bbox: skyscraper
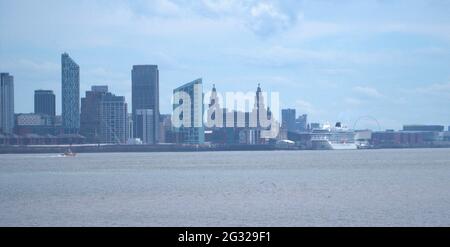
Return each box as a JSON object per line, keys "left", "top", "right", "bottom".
{"left": 295, "top": 114, "right": 308, "bottom": 132}
{"left": 131, "top": 65, "right": 159, "bottom": 144}
{"left": 0, "top": 73, "right": 14, "bottom": 134}
{"left": 173, "top": 78, "right": 204, "bottom": 144}
{"left": 99, "top": 91, "right": 128, "bottom": 144}
{"left": 80, "top": 86, "right": 128, "bottom": 143}
{"left": 281, "top": 108, "right": 296, "bottom": 132}
{"left": 34, "top": 90, "right": 55, "bottom": 116}
{"left": 61, "top": 53, "right": 80, "bottom": 134}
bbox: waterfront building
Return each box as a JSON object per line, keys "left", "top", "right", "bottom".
{"left": 80, "top": 86, "right": 105, "bottom": 142}
{"left": 61, "top": 53, "right": 80, "bottom": 134}
{"left": 14, "top": 113, "right": 55, "bottom": 135}
{"left": 34, "top": 90, "right": 55, "bottom": 117}
{"left": 135, "top": 109, "right": 155, "bottom": 144}
{"left": 131, "top": 65, "right": 159, "bottom": 144}
{"left": 281, "top": 108, "right": 296, "bottom": 132}
{"left": 80, "top": 86, "right": 128, "bottom": 143}
{"left": 100, "top": 93, "right": 128, "bottom": 144}
{"left": 402, "top": 125, "right": 444, "bottom": 132}
{"left": 0, "top": 73, "right": 14, "bottom": 134}
{"left": 159, "top": 114, "right": 175, "bottom": 143}
{"left": 173, "top": 78, "right": 204, "bottom": 144}
{"left": 204, "top": 84, "right": 277, "bottom": 145}
{"left": 295, "top": 114, "right": 308, "bottom": 132}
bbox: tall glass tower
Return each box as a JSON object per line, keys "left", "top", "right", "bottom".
{"left": 131, "top": 65, "right": 159, "bottom": 144}
{"left": 173, "top": 78, "right": 204, "bottom": 144}
{"left": 0, "top": 73, "right": 14, "bottom": 134}
{"left": 61, "top": 53, "right": 80, "bottom": 134}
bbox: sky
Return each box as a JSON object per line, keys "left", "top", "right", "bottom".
{"left": 1, "top": 0, "right": 450, "bottom": 130}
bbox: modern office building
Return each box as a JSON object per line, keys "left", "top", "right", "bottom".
{"left": 61, "top": 53, "right": 80, "bottom": 134}
{"left": 0, "top": 73, "right": 14, "bottom": 134}
{"left": 295, "top": 114, "right": 308, "bottom": 132}
{"left": 281, "top": 108, "right": 296, "bottom": 132}
{"left": 173, "top": 78, "right": 204, "bottom": 144}
{"left": 80, "top": 86, "right": 128, "bottom": 143}
{"left": 34, "top": 90, "right": 55, "bottom": 116}
{"left": 131, "top": 65, "right": 159, "bottom": 144}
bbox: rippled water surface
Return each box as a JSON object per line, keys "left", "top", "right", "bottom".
{"left": 1, "top": 149, "right": 450, "bottom": 226}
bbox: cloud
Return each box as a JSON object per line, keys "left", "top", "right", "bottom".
{"left": 180, "top": 0, "right": 302, "bottom": 37}
{"left": 20, "top": 59, "right": 58, "bottom": 72}
{"left": 344, "top": 97, "right": 363, "bottom": 106}
{"left": 353, "top": 86, "right": 383, "bottom": 98}
{"left": 295, "top": 99, "right": 316, "bottom": 114}
{"left": 413, "top": 82, "right": 450, "bottom": 98}
{"left": 248, "top": 2, "right": 295, "bottom": 37}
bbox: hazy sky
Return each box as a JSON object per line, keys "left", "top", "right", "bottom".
{"left": 1, "top": 0, "right": 450, "bottom": 130}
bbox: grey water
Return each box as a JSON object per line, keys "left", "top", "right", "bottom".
{"left": 1, "top": 148, "right": 450, "bottom": 226}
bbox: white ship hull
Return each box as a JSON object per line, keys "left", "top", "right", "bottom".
{"left": 328, "top": 142, "right": 357, "bottom": 150}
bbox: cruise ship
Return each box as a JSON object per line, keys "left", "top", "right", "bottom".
{"left": 310, "top": 122, "right": 357, "bottom": 150}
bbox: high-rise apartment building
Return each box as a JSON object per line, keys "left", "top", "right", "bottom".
{"left": 80, "top": 86, "right": 127, "bottom": 143}
{"left": 61, "top": 53, "right": 80, "bottom": 134}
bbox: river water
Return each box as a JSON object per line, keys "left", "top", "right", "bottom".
{"left": 1, "top": 148, "right": 449, "bottom": 226}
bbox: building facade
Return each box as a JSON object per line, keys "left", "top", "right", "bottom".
{"left": 99, "top": 93, "right": 128, "bottom": 144}
{"left": 61, "top": 53, "right": 80, "bottom": 134}
{"left": 34, "top": 90, "right": 55, "bottom": 117}
{"left": 173, "top": 78, "right": 204, "bottom": 144}
{"left": 295, "top": 114, "right": 308, "bottom": 132}
{"left": 403, "top": 125, "right": 444, "bottom": 132}
{"left": 0, "top": 73, "right": 14, "bottom": 134}
{"left": 80, "top": 86, "right": 128, "bottom": 144}
{"left": 80, "top": 86, "right": 105, "bottom": 142}
{"left": 131, "top": 65, "right": 159, "bottom": 144}
{"left": 204, "top": 84, "right": 277, "bottom": 145}
{"left": 14, "top": 113, "right": 56, "bottom": 135}
{"left": 135, "top": 109, "right": 154, "bottom": 144}
{"left": 281, "top": 108, "right": 296, "bottom": 132}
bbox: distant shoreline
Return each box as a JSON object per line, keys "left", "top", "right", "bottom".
{"left": 1, "top": 143, "right": 450, "bottom": 154}
{"left": 0, "top": 144, "right": 277, "bottom": 154}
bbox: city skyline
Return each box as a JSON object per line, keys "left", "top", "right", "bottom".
{"left": 1, "top": 0, "right": 450, "bottom": 130}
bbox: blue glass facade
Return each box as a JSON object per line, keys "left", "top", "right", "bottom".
{"left": 61, "top": 53, "right": 80, "bottom": 134}
{"left": 173, "top": 78, "right": 204, "bottom": 144}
